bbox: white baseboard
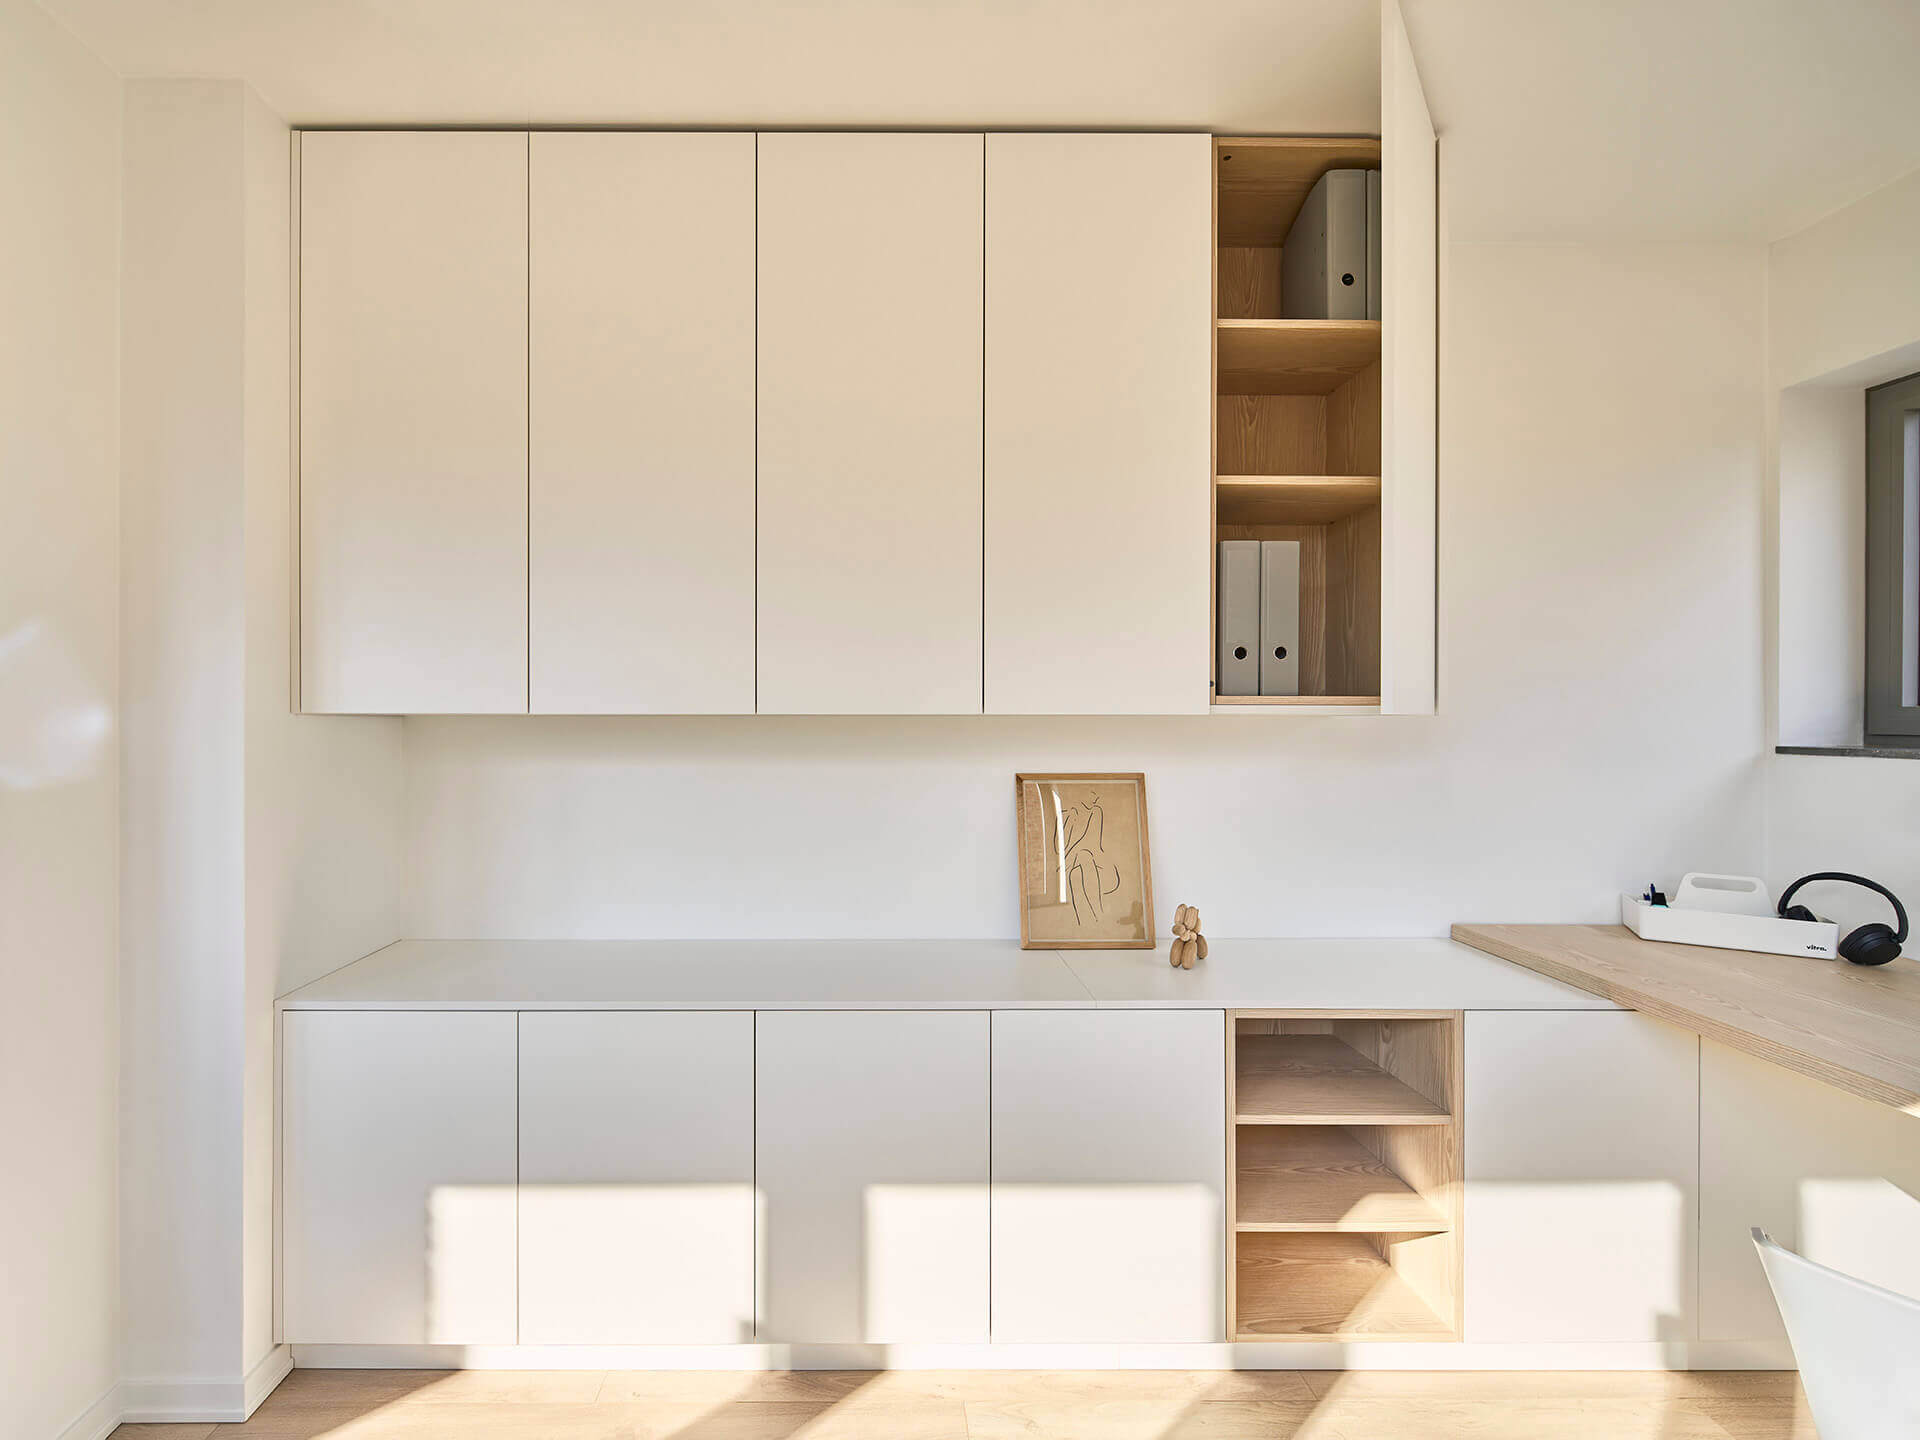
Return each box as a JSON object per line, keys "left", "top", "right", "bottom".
{"left": 54, "top": 1385, "right": 121, "bottom": 1440}
{"left": 292, "top": 1339, "right": 1798, "bottom": 1372}
{"left": 245, "top": 1343, "right": 296, "bottom": 1415}
{"left": 120, "top": 1343, "right": 294, "bottom": 1424}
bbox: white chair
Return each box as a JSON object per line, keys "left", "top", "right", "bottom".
{"left": 1752, "top": 1227, "right": 1920, "bottom": 1439}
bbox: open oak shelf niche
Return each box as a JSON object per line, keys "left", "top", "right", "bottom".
{"left": 1226, "top": 1012, "right": 1464, "bottom": 1342}
{"left": 1213, "top": 137, "right": 1383, "bottom": 708}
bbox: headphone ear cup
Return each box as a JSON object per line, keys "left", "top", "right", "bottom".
{"left": 1780, "top": 903, "right": 1818, "bottom": 923}
{"left": 1839, "top": 923, "right": 1901, "bottom": 966}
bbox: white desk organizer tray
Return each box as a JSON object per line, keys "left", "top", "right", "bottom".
{"left": 1621, "top": 872, "right": 1840, "bottom": 959}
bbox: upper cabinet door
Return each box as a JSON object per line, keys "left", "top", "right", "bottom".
{"left": 299, "top": 131, "right": 529, "bottom": 714}
{"left": 756, "top": 133, "right": 985, "bottom": 714}
{"left": 529, "top": 133, "right": 756, "bottom": 714}
{"left": 985, "top": 134, "right": 1212, "bottom": 715}
{"left": 1381, "top": 0, "right": 1438, "bottom": 715}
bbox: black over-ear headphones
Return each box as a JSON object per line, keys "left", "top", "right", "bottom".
{"left": 1777, "top": 872, "right": 1909, "bottom": 966}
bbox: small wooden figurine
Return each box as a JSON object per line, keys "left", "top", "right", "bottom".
{"left": 1169, "top": 904, "right": 1207, "bottom": 969}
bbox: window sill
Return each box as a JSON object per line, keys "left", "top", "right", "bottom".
{"left": 1776, "top": 744, "right": 1920, "bottom": 760}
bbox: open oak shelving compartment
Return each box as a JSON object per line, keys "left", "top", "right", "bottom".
{"left": 1227, "top": 1012, "right": 1463, "bottom": 1342}
{"left": 1214, "top": 137, "right": 1383, "bottom": 707}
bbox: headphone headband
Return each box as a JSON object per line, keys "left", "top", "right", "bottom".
{"left": 1777, "top": 871, "right": 1909, "bottom": 945}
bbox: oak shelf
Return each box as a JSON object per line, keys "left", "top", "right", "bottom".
{"left": 1235, "top": 1232, "right": 1453, "bottom": 1341}
{"left": 1215, "top": 136, "right": 1384, "bottom": 248}
{"left": 1216, "top": 475, "right": 1381, "bottom": 528}
{"left": 1234, "top": 1125, "right": 1449, "bottom": 1233}
{"left": 1217, "top": 320, "right": 1381, "bottom": 396}
{"left": 1213, "top": 695, "right": 1381, "bottom": 707}
{"left": 1236, "top": 1033, "right": 1449, "bottom": 1126}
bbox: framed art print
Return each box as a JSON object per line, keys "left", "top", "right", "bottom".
{"left": 1015, "top": 772, "right": 1154, "bottom": 949}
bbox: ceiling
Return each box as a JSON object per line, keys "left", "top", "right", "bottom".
{"left": 1400, "top": 0, "right": 1920, "bottom": 242}
{"left": 36, "top": 0, "right": 1379, "bottom": 134}
{"left": 38, "top": 0, "right": 1920, "bottom": 242}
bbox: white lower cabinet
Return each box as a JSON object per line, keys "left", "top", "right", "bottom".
{"left": 517, "top": 1011, "right": 755, "bottom": 1343}
{"left": 1699, "top": 1039, "right": 1920, "bottom": 1343}
{"left": 990, "top": 1010, "right": 1226, "bottom": 1341}
{"left": 282, "top": 1010, "right": 518, "bottom": 1344}
{"left": 1463, "top": 1010, "right": 1699, "bottom": 1342}
{"left": 755, "top": 1010, "right": 991, "bottom": 1342}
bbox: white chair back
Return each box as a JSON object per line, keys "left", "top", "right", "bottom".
{"left": 1752, "top": 1227, "right": 1920, "bottom": 1440}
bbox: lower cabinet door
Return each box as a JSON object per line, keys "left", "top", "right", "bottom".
{"left": 518, "top": 1011, "right": 755, "bottom": 1343}
{"left": 756, "top": 1011, "right": 990, "bottom": 1342}
{"left": 282, "top": 1010, "right": 518, "bottom": 1343}
{"left": 990, "top": 1010, "right": 1227, "bottom": 1341}
{"left": 1464, "top": 1010, "right": 1700, "bottom": 1342}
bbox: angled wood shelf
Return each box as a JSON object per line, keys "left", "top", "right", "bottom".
{"left": 1217, "top": 475, "right": 1381, "bottom": 528}
{"left": 1217, "top": 320, "right": 1381, "bottom": 396}
{"left": 1236, "top": 1033, "right": 1449, "bottom": 1125}
{"left": 1215, "top": 136, "right": 1384, "bottom": 248}
{"left": 1235, "top": 1125, "right": 1448, "bottom": 1232}
{"left": 1235, "top": 1232, "right": 1452, "bottom": 1341}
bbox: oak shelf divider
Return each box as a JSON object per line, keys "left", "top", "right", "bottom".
{"left": 1226, "top": 1011, "right": 1464, "bottom": 1342}
{"left": 1211, "top": 137, "right": 1384, "bottom": 709}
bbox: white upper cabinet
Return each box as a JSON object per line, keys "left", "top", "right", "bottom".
{"left": 985, "top": 134, "right": 1213, "bottom": 715}
{"left": 296, "top": 109, "right": 1428, "bottom": 718}
{"left": 1381, "top": 0, "right": 1438, "bottom": 715}
{"left": 528, "top": 133, "right": 757, "bottom": 714}
{"left": 299, "top": 131, "right": 529, "bottom": 714}
{"left": 756, "top": 133, "right": 986, "bottom": 714}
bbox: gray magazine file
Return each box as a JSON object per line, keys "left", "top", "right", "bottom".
{"left": 1282, "top": 168, "right": 1370, "bottom": 320}
{"left": 1216, "top": 540, "right": 1261, "bottom": 697}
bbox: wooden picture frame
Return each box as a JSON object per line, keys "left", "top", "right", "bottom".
{"left": 1015, "top": 773, "right": 1155, "bottom": 950}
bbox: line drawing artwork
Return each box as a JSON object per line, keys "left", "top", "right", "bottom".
{"left": 1051, "top": 787, "right": 1122, "bottom": 926}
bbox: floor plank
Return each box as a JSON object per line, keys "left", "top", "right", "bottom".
{"left": 963, "top": 1396, "right": 1333, "bottom": 1439}
{"left": 1301, "top": 1398, "right": 1734, "bottom": 1440}
{"left": 1300, "top": 1370, "right": 1802, "bottom": 1402}
{"left": 133, "top": 1369, "right": 1814, "bottom": 1440}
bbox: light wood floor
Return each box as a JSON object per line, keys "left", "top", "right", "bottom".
{"left": 113, "top": 1369, "right": 1815, "bottom": 1440}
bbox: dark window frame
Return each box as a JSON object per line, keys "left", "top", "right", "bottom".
{"left": 1865, "top": 370, "right": 1920, "bottom": 744}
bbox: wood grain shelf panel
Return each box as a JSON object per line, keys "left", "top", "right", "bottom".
{"left": 1236, "top": 1034, "right": 1449, "bottom": 1125}
{"left": 1235, "top": 1125, "right": 1448, "bottom": 1232}
{"left": 1217, "top": 475, "right": 1380, "bottom": 528}
{"left": 1217, "top": 320, "right": 1381, "bottom": 396}
{"left": 1215, "top": 137, "right": 1383, "bottom": 248}
{"left": 1212, "top": 695, "right": 1381, "bottom": 707}
{"left": 1235, "top": 1231, "right": 1452, "bottom": 1341}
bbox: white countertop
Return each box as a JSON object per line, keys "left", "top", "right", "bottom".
{"left": 1065, "top": 938, "right": 1619, "bottom": 1010}
{"left": 278, "top": 937, "right": 1617, "bottom": 1012}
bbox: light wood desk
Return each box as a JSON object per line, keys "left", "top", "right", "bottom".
{"left": 1453, "top": 922, "right": 1920, "bottom": 1115}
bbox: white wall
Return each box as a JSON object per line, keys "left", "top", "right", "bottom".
{"left": 120, "top": 77, "right": 403, "bottom": 1415}
{"left": 1765, "top": 166, "right": 1920, "bottom": 919}
{"left": 120, "top": 73, "right": 251, "bottom": 1402}
{"left": 406, "top": 242, "right": 1769, "bottom": 940}
{"left": 0, "top": 4, "right": 123, "bottom": 1437}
